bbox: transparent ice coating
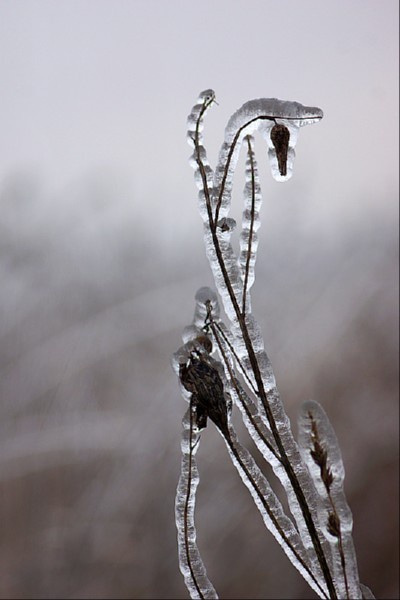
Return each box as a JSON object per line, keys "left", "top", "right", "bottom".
{"left": 182, "top": 290, "right": 335, "bottom": 597}
{"left": 298, "top": 401, "right": 362, "bottom": 599}
{"left": 182, "top": 91, "right": 347, "bottom": 598}
{"left": 239, "top": 136, "right": 262, "bottom": 313}
{"left": 194, "top": 286, "right": 220, "bottom": 325}
{"left": 175, "top": 408, "right": 218, "bottom": 599}
{"left": 214, "top": 96, "right": 323, "bottom": 195}
{"left": 186, "top": 93, "right": 335, "bottom": 595}
{"left": 187, "top": 90, "right": 216, "bottom": 223}
{"left": 221, "top": 423, "right": 328, "bottom": 599}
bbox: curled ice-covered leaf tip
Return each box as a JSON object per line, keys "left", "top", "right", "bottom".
{"left": 198, "top": 89, "right": 216, "bottom": 104}
{"left": 226, "top": 97, "right": 323, "bottom": 182}
{"left": 187, "top": 89, "right": 217, "bottom": 149}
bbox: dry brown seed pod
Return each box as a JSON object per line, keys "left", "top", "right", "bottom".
{"left": 270, "top": 123, "right": 290, "bottom": 176}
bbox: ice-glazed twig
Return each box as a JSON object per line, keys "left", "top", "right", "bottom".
{"left": 187, "top": 90, "right": 217, "bottom": 230}
{"left": 205, "top": 308, "right": 280, "bottom": 464}
{"left": 176, "top": 90, "right": 370, "bottom": 599}
{"left": 220, "top": 423, "right": 329, "bottom": 599}
{"left": 177, "top": 333, "right": 328, "bottom": 599}
{"left": 298, "top": 401, "right": 363, "bottom": 599}
{"left": 213, "top": 97, "right": 323, "bottom": 225}
{"left": 188, "top": 91, "right": 337, "bottom": 598}
{"left": 175, "top": 405, "right": 218, "bottom": 600}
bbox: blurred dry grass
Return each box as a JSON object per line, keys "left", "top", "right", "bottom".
{"left": 0, "top": 172, "right": 398, "bottom": 599}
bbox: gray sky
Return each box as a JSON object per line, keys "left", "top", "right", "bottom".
{"left": 0, "top": 0, "right": 398, "bottom": 235}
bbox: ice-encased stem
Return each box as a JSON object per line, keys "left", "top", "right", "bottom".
{"left": 298, "top": 401, "right": 362, "bottom": 599}
{"left": 206, "top": 313, "right": 280, "bottom": 462}
{"left": 189, "top": 91, "right": 337, "bottom": 598}
{"left": 217, "top": 422, "right": 329, "bottom": 599}
{"left": 206, "top": 308, "right": 337, "bottom": 597}
{"left": 240, "top": 135, "right": 262, "bottom": 315}
{"left": 176, "top": 406, "right": 218, "bottom": 600}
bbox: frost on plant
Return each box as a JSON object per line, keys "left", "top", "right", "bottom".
{"left": 172, "top": 90, "right": 374, "bottom": 599}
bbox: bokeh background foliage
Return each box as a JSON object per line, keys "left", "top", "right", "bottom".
{"left": 0, "top": 1, "right": 398, "bottom": 598}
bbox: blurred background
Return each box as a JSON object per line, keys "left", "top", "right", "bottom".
{"left": 0, "top": 1, "right": 398, "bottom": 598}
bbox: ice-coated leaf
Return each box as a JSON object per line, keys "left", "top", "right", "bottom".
{"left": 175, "top": 407, "right": 218, "bottom": 599}
{"left": 298, "top": 401, "right": 362, "bottom": 599}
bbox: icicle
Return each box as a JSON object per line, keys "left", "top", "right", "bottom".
{"left": 298, "top": 401, "right": 362, "bottom": 599}
{"left": 176, "top": 407, "right": 218, "bottom": 599}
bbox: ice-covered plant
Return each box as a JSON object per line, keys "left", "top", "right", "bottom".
{"left": 172, "top": 90, "right": 375, "bottom": 600}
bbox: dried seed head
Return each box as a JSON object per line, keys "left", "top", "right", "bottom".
{"left": 193, "top": 402, "right": 208, "bottom": 431}
{"left": 270, "top": 123, "right": 290, "bottom": 177}
{"left": 179, "top": 354, "right": 229, "bottom": 435}
{"left": 309, "top": 412, "right": 334, "bottom": 492}
{"left": 327, "top": 512, "right": 341, "bottom": 537}
{"left": 195, "top": 335, "right": 213, "bottom": 354}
